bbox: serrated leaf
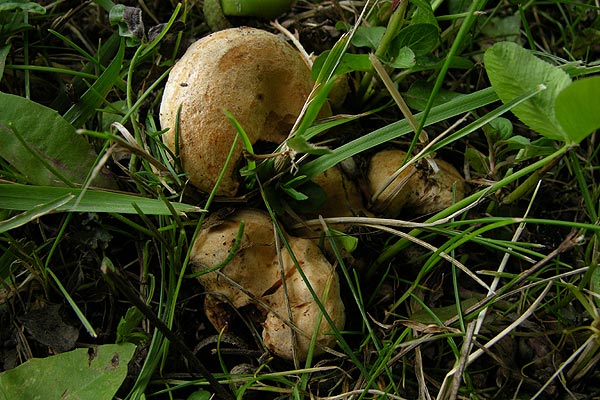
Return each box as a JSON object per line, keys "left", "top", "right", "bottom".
{"left": 555, "top": 75, "right": 600, "bottom": 144}
{"left": 484, "top": 42, "right": 572, "bottom": 142}
{"left": 0, "top": 93, "right": 116, "bottom": 188}
{"left": 0, "top": 343, "right": 136, "bottom": 400}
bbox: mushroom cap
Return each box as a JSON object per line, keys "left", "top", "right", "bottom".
{"left": 191, "top": 209, "right": 279, "bottom": 310}
{"left": 310, "top": 165, "right": 366, "bottom": 219}
{"left": 159, "top": 27, "right": 315, "bottom": 196}
{"left": 262, "top": 237, "right": 345, "bottom": 360}
{"left": 190, "top": 208, "right": 345, "bottom": 360}
{"left": 367, "top": 149, "right": 465, "bottom": 216}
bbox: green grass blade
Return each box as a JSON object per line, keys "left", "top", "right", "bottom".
{"left": 0, "top": 184, "right": 204, "bottom": 215}
{"left": 63, "top": 39, "right": 126, "bottom": 128}
{"left": 0, "top": 194, "right": 74, "bottom": 234}
{"left": 429, "top": 84, "right": 547, "bottom": 152}
{"left": 298, "top": 87, "right": 499, "bottom": 179}
{"left": 46, "top": 268, "right": 98, "bottom": 338}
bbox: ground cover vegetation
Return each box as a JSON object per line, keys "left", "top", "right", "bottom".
{"left": 1, "top": 0, "right": 600, "bottom": 399}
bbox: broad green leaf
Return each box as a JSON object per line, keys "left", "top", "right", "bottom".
{"left": 187, "top": 390, "right": 213, "bottom": 400}
{"left": 311, "top": 52, "right": 372, "bottom": 81}
{"left": 328, "top": 228, "right": 358, "bottom": 253}
{"left": 384, "top": 47, "right": 415, "bottom": 69}
{"left": 411, "top": 54, "right": 473, "bottom": 72}
{"left": 116, "top": 306, "right": 148, "bottom": 344}
{"left": 555, "top": 75, "right": 600, "bottom": 144}
{"left": 0, "top": 343, "right": 136, "bottom": 400}
{"left": 0, "top": 184, "right": 204, "bottom": 215}
{"left": 465, "top": 147, "right": 489, "bottom": 175}
{"left": 0, "top": 2, "right": 46, "bottom": 13}
{"left": 480, "top": 15, "right": 521, "bottom": 43}
{"left": 390, "top": 23, "right": 439, "bottom": 57}
{"left": 484, "top": 41, "right": 572, "bottom": 142}
{"left": 410, "top": 0, "right": 438, "bottom": 26}
{"left": 485, "top": 117, "right": 513, "bottom": 142}
{"left": 404, "top": 81, "right": 464, "bottom": 111}
{"left": 0, "top": 93, "right": 116, "bottom": 188}
{"left": 351, "top": 26, "right": 386, "bottom": 49}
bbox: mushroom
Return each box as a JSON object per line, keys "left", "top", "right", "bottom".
{"left": 310, "top": 165, "right": 367, "bottom": 219}
{"left": 262, "top": 237, "right": 345, "bottom": 360}
{"left": 190, "top": 209, "right": 345, "bottom": 360}
{"left": 367, "top": 149, "right": 465, "bottom": 216}
{"left": 159, "top": 27, "right": 315, "bottom": 197}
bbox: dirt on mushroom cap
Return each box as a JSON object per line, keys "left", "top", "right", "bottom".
{"left": 159, "top": 27, "right": 315, "bottom": 197}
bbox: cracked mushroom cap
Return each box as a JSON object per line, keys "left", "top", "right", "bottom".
{"left": 191, "top": 209, "right": 279, "bottom": 311}
{"left": 190, "top": 209, "right": 345, "bottom": 360}
{"left": 159, "top": 27, "right": 315, "bottom": 196}
{"left": 262, "top": 237, "right": 345, "bottom": 360}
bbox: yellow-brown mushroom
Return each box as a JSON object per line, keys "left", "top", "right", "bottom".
{"left": 190, "top": 209, "right": 345, "bottom": 360}
{"left": 159, "top": 27, "right": 315, "bottom": 196}
{"left": 367, "top": 149, "right": 465, "bottom": 216}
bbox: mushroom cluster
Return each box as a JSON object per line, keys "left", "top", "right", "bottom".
{"left": 160, "top": 26, "right": 467, "bottom": 361}
{"left": 160, "top": 27, "right": 348, "bottom": 361}
{"left": 190, "top": 209, "right": 345, "bottom": 360}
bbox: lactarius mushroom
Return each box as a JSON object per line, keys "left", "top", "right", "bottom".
{"left": 367, "top": 149, "right": 465, "bottom": 216}
{"left": 311, "top": 165, "right": 366, "bottom": 219}
{"left": 159, "top": 27, "right": 315, "bottom": 196}
{"left": 190, "top": 209, "right": 345, "bottom": 360}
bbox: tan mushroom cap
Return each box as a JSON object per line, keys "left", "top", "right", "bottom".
{"left": 190, "top": 209, "right": 345, "bottom": 360}
{"left": 367, "top": 149, "right": 465, "bottom": 216}
{"left": 262, "top": 237, "right": 345, "bottom": 360}
{"left": 191, "top": 209, "right": 280, "bottom": 310}
{"left": 159, "top": 27, "right": 315, "bottom": 196}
